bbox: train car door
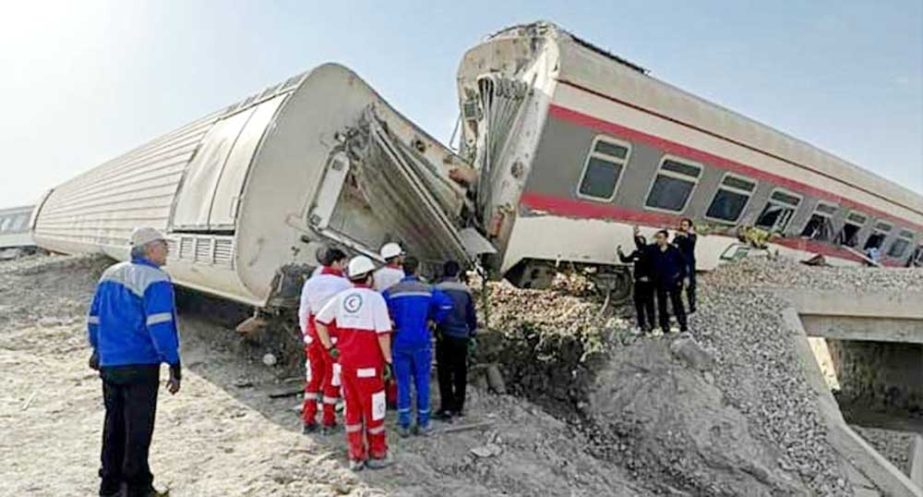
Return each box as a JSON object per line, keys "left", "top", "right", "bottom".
{"left": 171, "top": 94, "right": 287, "bottom": 232}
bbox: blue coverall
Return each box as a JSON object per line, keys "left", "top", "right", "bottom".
{"left": 383, "top": 276, "right": 452, "bottom": 429}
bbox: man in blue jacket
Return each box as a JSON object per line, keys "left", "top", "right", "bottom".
{"left": 434, "top": 260, "right": 478, "bottom": 420}
{"left": 383, "top": 256, "right": 452, "bottom": 436}
{"left": 87, "top": 227, "right": 181, "bottom": 497}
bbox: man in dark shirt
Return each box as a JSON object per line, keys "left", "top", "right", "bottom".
{"left": 672, "top": 218, "right": 697, "bottom": 313}
{"left": 652, "top": 229, "right": 689, "bottom": 333}
{"left": 434, "top": 260, "right": 478, "bottom": 420}
{"left": 617, "top": 226, "right": 655, "bottom": 332}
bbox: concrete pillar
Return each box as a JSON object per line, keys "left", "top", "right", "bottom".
{"left": 828, "top": 340, "right": 923, "bottom": 415}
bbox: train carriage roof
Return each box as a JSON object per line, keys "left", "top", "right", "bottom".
{"left": 491, "top": 22, "right": 923, "bottom": 218}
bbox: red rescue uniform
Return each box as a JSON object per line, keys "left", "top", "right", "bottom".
{"left": 298, "top": 266, "right": 351, "bottom": 427}
{"left": 315, "top": 283, "right": 392, "bottom": 463}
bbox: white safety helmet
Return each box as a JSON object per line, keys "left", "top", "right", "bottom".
{"left": 380, "top": 242, "right": 404, "bottom": 260}
{"left": 347, "top": 255, "right": 376, "bottom": 279}
{"left": 130, "top": 227, "right": 166, "bottom": 246}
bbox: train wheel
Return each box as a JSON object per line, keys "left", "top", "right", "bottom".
{"left": 591, "top": 267, "right": 632, "bottom": 307}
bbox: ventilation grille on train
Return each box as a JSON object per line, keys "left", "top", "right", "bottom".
{"left": 213, "top": 239, "right": 234, "bottom": 267}
{"left": 194, "top": 238, "right": 213, "bottom": 263}
{"left": 171, "top": 234, "right": 234, "bottom": 268}
{"left": 179, "top": 237, "right": 195, "bottom": 259}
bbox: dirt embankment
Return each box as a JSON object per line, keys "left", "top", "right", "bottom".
{"left": 0, "top": 255, "right": 645, "bottom": 497}
{"left": 5, "top": 254, "right": 913, "bottom": 496}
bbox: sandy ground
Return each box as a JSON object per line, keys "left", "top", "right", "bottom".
{"left": 0, "top": 255, "right": 643, "bottom": 497}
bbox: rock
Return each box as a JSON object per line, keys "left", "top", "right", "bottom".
{"left": 262, "top": 353, "right": 277, "bottom": 367}
{"left": 470, "top": 446, "right": 494, "bottom": 458}
{"left": 669, "top": 334, "right": 715, "bottom": 371}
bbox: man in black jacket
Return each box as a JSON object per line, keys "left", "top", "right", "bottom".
{"left": 651, "top": 229, "right": 688, "bottom": 333}
{"left": 434, "top": 261, "right": 478, "bottom": 420}
{"left": 673, "top": 218, "right": 697, "bottom": 313}
{"left": 617, "top": 226, "right": 655, "bottom": 332}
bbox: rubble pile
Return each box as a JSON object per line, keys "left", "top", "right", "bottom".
{"left": 472, "top": 277, "right": 628, "bottom": 416}
{"left": 707, "top": 257, "right": 923, "bottom": 292}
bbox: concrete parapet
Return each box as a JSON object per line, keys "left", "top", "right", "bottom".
{"left": 783, "top": 307, "right": 923, "bottom": 497}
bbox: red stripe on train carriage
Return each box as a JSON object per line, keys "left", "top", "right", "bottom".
{"left": 518, "top": 191, "right": 903, "bottom": 267}
{"left": 546, "top": 100, "right": 923, "bottom": 233}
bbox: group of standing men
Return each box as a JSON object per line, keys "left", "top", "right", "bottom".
{"left": 617, "top": 218, "right": 697, "bottom": 334}
{"left": 298, "top": 242, "right": 478, "bottom": 471}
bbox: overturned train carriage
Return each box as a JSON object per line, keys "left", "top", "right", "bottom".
{"left": 456, "top": 22, "right": 923, "bottom": 289}
{"left": 33, "top": 22, "right": 923, "bottom": 307}
{"left": 32, "top": 64, "right": 485, "bottom": 307}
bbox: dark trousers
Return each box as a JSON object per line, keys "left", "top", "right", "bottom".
{"left": 656, "top": 282, "right": 688, "bottom": 332}
{"left": 685, "top": 265, "right": 697, "bottom": 312}
{"left": 633, "top": 279, "right": 655, "bottom": 330}
{"left": 99, "top": 365, "right": 160, "bottom": 497}
{"left": 436, "top": 335, "right": 469, "bottom": 414}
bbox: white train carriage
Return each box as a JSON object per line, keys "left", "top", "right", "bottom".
{"left": 33, "top": 64, "right": 481, "bottom": 307}
{"left": 0, "top": 205, "right": 36, "bottom": 257}
{"left": 455, "top": 22, "right": 923, "bottom": 288}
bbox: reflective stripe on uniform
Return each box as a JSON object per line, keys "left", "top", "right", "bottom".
{"left": 357, "top": 367, "right": 377, "bottom": 378}
{"left": 368, "top": 425, "right": 386, "bottom": 435}
{"left": 303, "top": 393, "right": 318, "bottom": 400}
{"left": 322, "top": 396, "right": 338, "bottom": 404}
{"left": 345, "top": 424, "right": 363, "bottom": 433}
{"left": 388, "top": 291, "right": 432, "bottom": 299}
{"left": 146, "top": 312, "right": 173, "bottom": 326}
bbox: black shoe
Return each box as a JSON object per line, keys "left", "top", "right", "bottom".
{"left": 303, "top": 423, "right": 319, "bottom": 435}
{"left": 435, "top": 409, "right": 454, "bottom": 421}
{"left": 126, "top": 485, "right": 169, "bottom": 497}
{"left": 320, "top": 424, "right": 340, "bottom": 435}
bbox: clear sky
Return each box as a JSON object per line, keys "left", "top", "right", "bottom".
{"left": 1, "top": 0, "right": 921, "bottom": 208}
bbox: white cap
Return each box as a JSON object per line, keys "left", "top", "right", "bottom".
{"left": 347, "top": 255, "right": 376, "bottom": 279}
{"left": 380, "top": 242, "right": 404, "bottom": 260}
{"left": 130, "top": 227, "right": 166, "bottom": 246}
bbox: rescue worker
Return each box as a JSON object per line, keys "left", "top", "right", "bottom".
{"left": 383, "top": 256, "right": 452, "bottom": 436}
{"left": 298, "top": 247, "right": 351, "bottom": 435}
{"left": 314, "top": 256, "right": 394, "bottom": 471}
{"left": 373, "top": 242, "right": 405, "bottom": 292}
{"left": 374, "top": 242, "right": 405, "bottom": 406}
{"left": 651, "top": 229, "right": 689, "bottom": 333}
{"left": 87, "top": 227, "right": 180, "bottom": 497}
{"left": 617, "top": 226, "right": 655, "bottom": 332}
{"left": 673, "top": 218, "right": 697, "bottom": 313}
{"left": 434, "top": 260, "right": 478, "bottom": 420}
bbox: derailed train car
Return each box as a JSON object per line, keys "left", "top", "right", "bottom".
{"left": 33, "top": 64, "right": 487, "bottom": 307}
{"left": 457, "top": 22, "right": 923, "bottom": 289}
{"left": 33, "top": 22, "right": 923, "bottom": 306}
{"left": 0, "top": 205, "right": 36, "bottom": 258}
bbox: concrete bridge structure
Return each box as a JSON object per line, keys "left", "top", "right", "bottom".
{"left": 783, "top": 290, "right": 923, "bottom": 496}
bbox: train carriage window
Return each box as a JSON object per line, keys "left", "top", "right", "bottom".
{"left": 754, "top": 189, "right": 802, "bottom": 233}
{"left": 863, "top": 221, "right": 892, "bottom": 250}
{"left": 886, "top": 229, "right": 914, "bottom": 258}
{"left": 800, "top": 202, "right": 838, "bottom": 242}
{"left": 644, "top": 157, "right": 702, "bottom": 212}
{"left": 913, "top": 245, "right": 923, "bottom": 267}
{"left": 576, "top": 136, "right": 631, "bottom": 201}
{"left": 0, "top": 217, "right": 11, "bottom": 233}
{"left": 836, "top": 211, "right": 867, "bottom": 247}
{"left": 705, "top": 173, "right": 757, "bottom": 223}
